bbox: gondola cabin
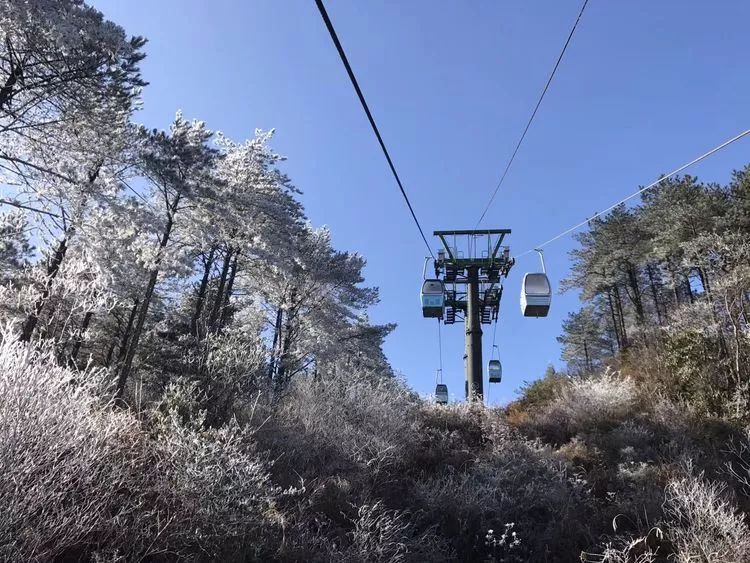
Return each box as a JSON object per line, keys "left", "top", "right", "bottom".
{"left": 435, "top": 383, "right": 449, "bottom": 404}
{"left": 421, "top": 279, "right": 445, "bottom": 318}
{"left": 520, "top": 273, "right": 551, "bottom": 317}
{"left": 488, "top": 360, "right": 502, "bottom": 383}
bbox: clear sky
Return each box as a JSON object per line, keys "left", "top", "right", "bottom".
{"left": 91, "top": 0, "right": 750, "bottom": 404}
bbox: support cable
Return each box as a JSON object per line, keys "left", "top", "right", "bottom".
{"left": 315, "top": 0, "right": 435, "bottom": 259}
{"left": 489, "top": 320, "right": 499, "bottom": 402}
{"left": 515, "top": 127, "right": 750, "bottom": 259}
{"left": 437, "top": 319, "right": 444, "bottom": 379}
{"left": 476, "top": 0, "right": 590, "bottom": 226}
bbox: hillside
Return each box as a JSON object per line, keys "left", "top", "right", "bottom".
{"left": 3, "top": 335, "right": 750, "bottom": 562}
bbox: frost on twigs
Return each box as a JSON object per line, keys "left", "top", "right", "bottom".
{"left": 0, "top": 332, "right": 282, "bottom": 560}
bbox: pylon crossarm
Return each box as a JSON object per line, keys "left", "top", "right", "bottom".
{"left": 490, "top": 232, "right": 508, "bottom": 262}
{"left": 436, "top": 233, "right": 455, "bottom": 263}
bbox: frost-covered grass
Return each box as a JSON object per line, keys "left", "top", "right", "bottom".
{"left": 0, "top": 335, "right": 143, "bottom": 561}
{"left": 664, "top": 474, "right": 750, "bottom": 562}
{"left": 509, "top": 369, "right": 749, "bottom": 562}
{"left": 0, "top": 335, "right": 279, "bottom": 562}
{"left": 1, "top": 337, "right": 747, "bottom": 562}
{"left": 585, "top": 473, "right": 750, "bottom": 563}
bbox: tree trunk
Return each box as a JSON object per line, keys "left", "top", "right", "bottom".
{"left": 684, "top": 275, "right": 694, "bottom": 304}
{"left": 583, "top": 339, "right": 591, "bottom": 373}
{"left": 626, "top": 265, "right": 645, "bottom": 325}
{"left": 697, "top": 266, "right": 712, "bottom": 298}
{"left": 219, "top": 251, "right": 239, "bottom": 329}
{"left": 191, "top": 246, "right": 216, "bottom": 337}
{"left": 114, "top": 300, "right": 139, "bottom": 368}
{"left": 116, "top": 272, "right": 158, "bottom": 400}
{"left": 116, "top": 194, "right": 179, "bottom": 400}
{"left": 18, "top": 163, "right": 101, "bottom": 342}
{"left": 607, "top": 329, "right": 617, "bottom": 354}
{"left": 666, "top": 258, "right": 681, "bottom": 310}
{"left": 20, "top": 237, "right": 68, "bottom": 342}
{"left": 0, "top": 40, "right": 22, "bottom": 111}
{"left": 614, "top": 284, "right": 628, "bottom": 348}
{"left": 695, "top": 267, "right": 725, "bottom": 354}
{"left": 267, "top": 305, "right": 283, "bottom": 380}
{"left": 646, "top": 264, "right": 663, "bottom": 325}
{"left": 207, "top": 246, "right": 233, "bottom": 333}
{"left": 276, "top": 289, "right": 297, "bottom": 386}
{"left": 104, "top": 336, "right": 118, "bottom": 368}
{"left": 724, "top": 291, "right": 743, "bottom": 393}
{"left": 606, "top": 288, "right": 621, "bottom": 350}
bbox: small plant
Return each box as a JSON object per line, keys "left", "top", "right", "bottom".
{"left": 485, "top": 523, "right": 522, "bottom": 562}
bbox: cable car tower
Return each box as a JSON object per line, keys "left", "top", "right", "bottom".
{"left": 426, "top": 229, "right": 514, "bottom": 402}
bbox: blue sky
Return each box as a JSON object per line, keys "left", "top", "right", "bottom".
{"left": 92, "top": 0, "right": 750, "bottom": 404}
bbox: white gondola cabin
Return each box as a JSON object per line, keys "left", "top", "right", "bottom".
{"left": 421, "top": 279, "right": 445, "bottom": 318}
{"left": 435, "top": 383, "right": 449, "bottom": 404}
{"left": 520, "top": 250, "right": 551, "bottom": 317}
{"left": 521, "top": 273, "right": 551, "bottom": 317}
{"left": 488, "top": 359, "right": 502, "bottom": 383}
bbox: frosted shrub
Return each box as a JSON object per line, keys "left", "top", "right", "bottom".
{"left": 415, "top": 402, "right": 493, "bottom": 471}
{"left": 258, "top": 369, "right": 452, "bottom": 561}
{"left": 180, "top": 329, "right": 269, "bottom": 425}
{"left": 0, "top": 335, "right": 143, "bottom": 561}
{"left": 414, "top": 436, "right": 592, "bottom": 561}
{"left": 725, "top": 430, "right": 750, "bottom": 496}
{"left": 265, "top": 369, "right": 421, "bottom": 477}
{"left": 147, "top": 408, "right": 282, "bottom": 559}
{"left": 0, "top": 335, "right": 282, "bottom": 560}
{"left": 532, "top": 372, "right": 640, "bottom": 442}
{"left": 583, "top": 543, "right": 657, "bottom": 563}
{"left": 558, "top": 372, "right": 638, "bottom": 426}
{"left": 485, "top": 523, "right": 522, "bottom": 562}
{"left": 343, "top": 501, "right": 449, "bottom": 563}
{"left": 584, "top": 474, "right": 749, "bottom": 563}
{"left": 346, "top": 502, "right": 409, "bottom": 562}
{"left": 663, "top": 474, "right": 750, "bottom": 563}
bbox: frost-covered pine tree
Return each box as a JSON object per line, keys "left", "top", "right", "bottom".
{"left": 249, "top": 225, "right": 382, "bottom": 387}
{"left": 0, "top": 0, "right": 145, "bottom": 161}
{"left": 114, "top": 113, "right": 220, "bottom": 398}
{"left": 1, "top": 0, "right": 145, "bottom": 342}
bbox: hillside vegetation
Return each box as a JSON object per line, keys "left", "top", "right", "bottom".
{"left": 2, "top": 1, "right": 750, "bottom": 562}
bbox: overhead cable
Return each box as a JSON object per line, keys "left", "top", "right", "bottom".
{"left": 437, "top": 319, "right": 444, "bottom": 374}
{"left": 515, "top": 127, "right": 750, "bottom": 258}
{"left": 476, "top": 0, "right": 590, "bottom": 226}
{"left": 315, "top": 0, "right": 435, "bottom": 258}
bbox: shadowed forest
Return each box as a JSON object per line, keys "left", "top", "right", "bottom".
{"left": 2, "top": 2, "right": 750, "bottom": 562}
